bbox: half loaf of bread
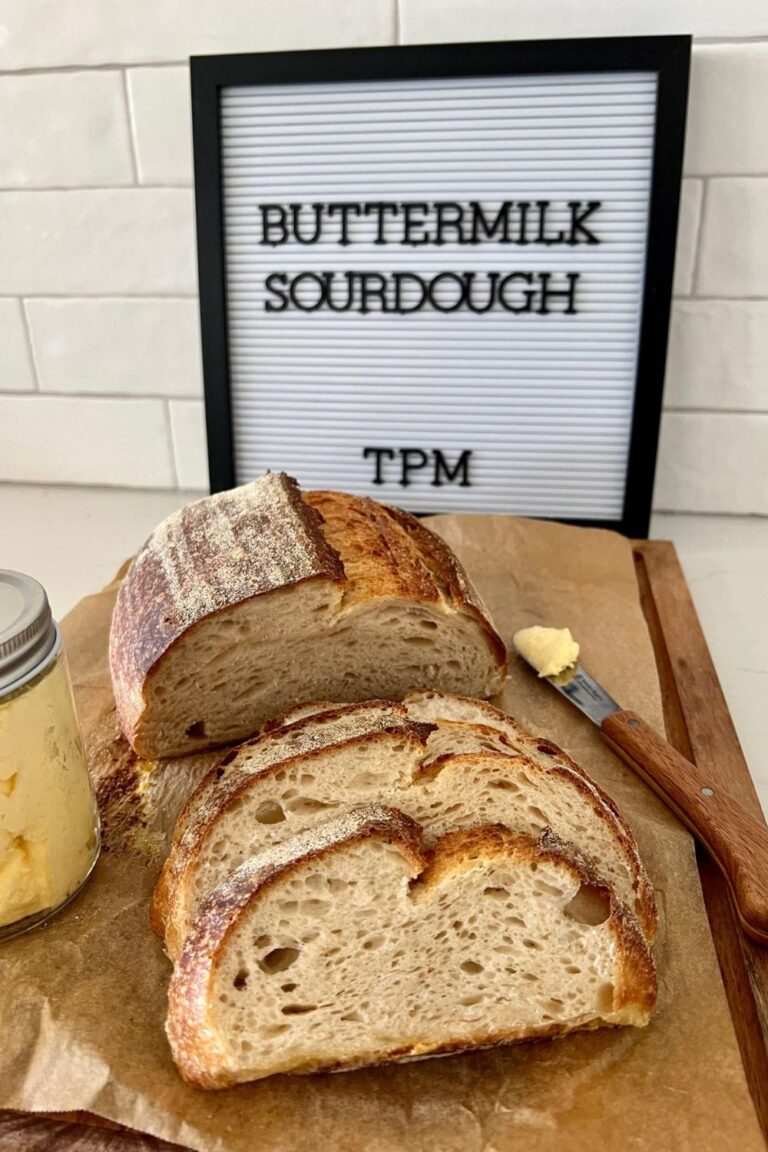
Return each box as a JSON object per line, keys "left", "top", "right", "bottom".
{"left": 166, "top": 805, "right": 656, "bottom": 1088}
{"left": 109, "top": 474, "right": 507, "bottom": 758}
{"left": 152, "top": 696, "right": 656, "bottom": 959}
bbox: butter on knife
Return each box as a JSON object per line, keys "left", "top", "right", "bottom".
{"left": 512, "top": 625, "right": 579, "bottom": 678}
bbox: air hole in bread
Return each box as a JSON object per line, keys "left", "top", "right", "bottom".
{"left": 186, "top": 720, "right": 207, "bottom": 738}
{"left": 489, "top": 779, "right": 520, "bottom": 793}
{"left": 460, "top": 993, "right": 483, "bottom": 1007}
{"left": 285, "top": 798, "right": 335, "bottom": 818}
{"left": 564, "top": 885, "right": 611, "bottom": 926}
{"left": 523, "top": 938, "right": 542, "bottom": 950}
{"left": 263, "top": 1024, "right": 290, "bottom": 1038}
{"left": 281, "top": 982, "right": 298, "bottom": 993}
{"left": 527, "top": 806, "right": 548, "bottom": 827}
{"left": 596, "top": 983, "right": 615, "bottom": 1012}
{"left": 533, "top": 880, "right": 566, "bottom": 898}
{"left": 483, "top": 886, "right": 509, "bottom": 901}
{"left": 281, "top": 1004, "right": 317, "bottom": 1016}
{"left": 348, "top": 771, "right": 389, "bottom": 789}
{"left": 341, "top": 1010, "right": 365, "bottom": 1023}
{"left": 301, "top": 899, "right": 330, "bottom": 918}
{"left": 460, "top": 960, "right": 483, "bottom": 974}
{"left": 362, "top": 936, "right": 385, "bottom": 952}
{"left": 537, "top": 743, "right": 557, "bottom": 756}
{"left": 419, "top": 619, "right": 439, "bottom": 630}
{"left": 255, "top": 801, "right": 286, "bottom": 825}
{"left": 259, "top": 947, "right": 300, "bottom": 974}
{"left": 233, "top": 969, "right": 249, "bottom": 990}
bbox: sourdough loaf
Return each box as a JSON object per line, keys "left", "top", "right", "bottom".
{"left": 152, "top": 697, "right": 656, "bottom": 959}
{"left": 109, "top": 474, "right": 507, "bottom": 758}
{"left": 166, "top": 805, "right": 656, "bottom": 1088}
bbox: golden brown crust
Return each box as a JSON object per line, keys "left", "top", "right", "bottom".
{"left": 166, "top": 699, "right": 414, "bottom": 853}
{"left": 304, "top": 490, "right": 440, "bottom": 608}
{"left": 167, "top": 818, "right": 656, "bottom": 1089}
{"left": 306, "top": 491, "right": 507, "bottom": 678}
{"left": 156, "top": 696, "right": 656, "bottom": 950}
{"left": 404, "top": 691, "right": 658, "bottom": 942}
{"left": 166, "top": 805, "right": 425, "bottom": 1088}
{"left": 418, "top": 824, "right": 656, "bottom": 1024}
{"left": 261, "top": 700, "right": 338, "bottom": 734}
{"left": 382, "top": 503, "right": 509, "bottom": 674}
{"left": 152, "top": 709, "right": 435, "bottom": 952}
{"left": 109, "top": 474, "right": 345, "bottom": 752}
{"left": 110, "top": 481, "right": 507, "bottom": 757}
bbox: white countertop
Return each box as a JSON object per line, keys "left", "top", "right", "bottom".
{"left": 2, "top": 482, "right": 765, "bottom": 814}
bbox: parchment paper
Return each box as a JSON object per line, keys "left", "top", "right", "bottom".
{"left": 0, "top": 515, "right": 762, "bottom": 1151}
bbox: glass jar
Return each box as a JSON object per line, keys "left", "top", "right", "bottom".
{"left": 0, "top": 570, "right": 100, "bottom": 941}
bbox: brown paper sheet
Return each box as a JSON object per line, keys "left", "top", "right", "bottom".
{"left": 0, "top": 515, "right": 761, "bottom": 1151}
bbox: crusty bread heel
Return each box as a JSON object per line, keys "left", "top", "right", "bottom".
{"left": 109, "top": 474, "right": 508, "bottom": 759}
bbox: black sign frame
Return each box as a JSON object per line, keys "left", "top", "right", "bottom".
{"left": 191, "top": 35, "right": 690, "bottom": 537}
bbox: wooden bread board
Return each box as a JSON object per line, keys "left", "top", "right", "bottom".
{"left": 2, "top": 539, "right": 766, "bottom": 1150}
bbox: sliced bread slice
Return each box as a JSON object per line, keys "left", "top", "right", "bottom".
{"left": 153, "top": 703, "right": 655, "bottom": 960}
{"left": 166, "top": 805, "right": 656, "bottom": 1088}
{"left": 151, "top": 703, "right": 434, "bottom": 950}
{"left": 403, "top": 690, "right": 658, "bottom": 940}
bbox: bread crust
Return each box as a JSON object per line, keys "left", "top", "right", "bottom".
{"left": 110, "top": 479, "right": 508, "bottom": 757}
{"left": 381, "top": 502, "right": 508, "bottom": 674}
{"left": 166, "top": 814, "right": 656, "bottom": 1089}
{"left": 405, "top": 691, "right": 658, "bottom": 942}
{"left": 152, "top": 708, "right": 435, "bottom": 952}
{"left": 110, "top": 474, "right": 345, "bottom": 753}
{"left": 166, "top": 805, "right": 425, "bottom": 1089}
{"left": 154, "top": 698, "right": 656, "bottom": 954}
{"left": 166, "top": 699, "right": 419, "bottom": 852}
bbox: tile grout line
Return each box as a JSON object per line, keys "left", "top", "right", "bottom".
{"left": 663, "top": 406, "right": 768, "bottom": 416}
{"left": 1, "top": 177, "right": 768, "bottom": 194}
{"left": 0, "top": 292, "right": 199, "bottom": 300}
{"left": 17, "top": 299, "right": 41, "bottom": 392}
{"left": 0, "top": 184, "right": 192, "bottom": 192}
{"left": 0, "top": 393, "right": 763, "bottom": 416}
{"left": 0, "top": 388, "right": 201, "bottom": 403}
{"left": 0, "top": 61, "right": 188, "bottom": 77}
{"left": 120, "top": 68, "right": 141, "bottom": 185}
{"left": 164, "top": 398, "right": 180, "bottom": 488}
{"left": 0, "top": 36, "right": 764, "bottom": 80}
{"left": 672, "top": 294, "right": 768, "bottom": 303}
{"left": 689, "top": 177, "right": 708, "bottom": 297}
{"left": 5, "top": 293, "right": 767, "bottom": 304}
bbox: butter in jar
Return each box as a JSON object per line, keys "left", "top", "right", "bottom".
{"left": 0, "top": 570, "right": 100, "bottom": 940}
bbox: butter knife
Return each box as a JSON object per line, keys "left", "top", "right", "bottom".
{"left": 518, "top": 657, "right": 768, "bottom": 946}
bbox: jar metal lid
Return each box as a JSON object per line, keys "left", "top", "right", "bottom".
{"left": 0, "top": 570, "right": 57, "bottom": 695}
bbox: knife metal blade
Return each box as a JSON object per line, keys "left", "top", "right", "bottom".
{"left": 544, "top": 664, "right": 621, "bottom": 726}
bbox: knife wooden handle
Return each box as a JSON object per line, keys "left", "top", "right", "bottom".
{"left": 601, "top": 708, "right": 768, "bottom": 946}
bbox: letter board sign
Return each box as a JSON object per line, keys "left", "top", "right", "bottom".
{"left": 192, "top": 36, "right": 690, "bottom": 536}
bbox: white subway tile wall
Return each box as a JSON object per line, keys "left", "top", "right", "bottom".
{"left": 0, "top": 394, "right": 175, "bottom": 487}
{"left": 168, "top": 399, "right": 209, "bottom": 489}
{"left": 0, "top": 1, "right": 765, "bottom": 512}
{"left": 0, "top": 300, "right": 35, "bottom": 391}
{"left": 25, "top": 298, "right": 203, "bottom": 396}
{"left": 655, "top": 412, "right": 768, "bottom": 515}
{"left": 126, "top": 67, "right": 193, "bottom": 186}
{"left": 672, "top": 179, "right": 704, "bottom": 297}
